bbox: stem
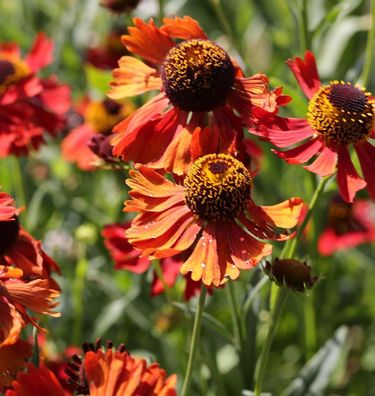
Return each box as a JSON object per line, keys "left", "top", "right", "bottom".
{"left": 31, "top": 326, "right": 40, "bottom": 367}
{"left": 360, "top": 0, "right": 375, "bottom": 86}
{"left": 227, "top": 281, "right": 244, "bottom": 350}
{"left": 299, "top": 0, "right": 311, "bottom": 51}
{"left": 11, "top": 157, "right": 26, "bottom": 208}
{"left": 157, "top": 0, "right": 165, "bottom": 24}
{"left": 304, "top": 290, "right": 317, "bottom": 358}
{"left": 152, "top": 259, "right": 174, "bottom": 302}
{"left": 181, "top": 286, "right": 207, "bottom": 396}
{"left": 254, "top": 286, "right": 288, "bottom": 396}
{"left": 287, "top": 176, "right": 330, "bottom": 258}
{"left": 253, "top": 175, "right": 330, "bottom": 394}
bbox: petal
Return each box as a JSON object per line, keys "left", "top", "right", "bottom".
{"left": 273, "top": 138, "right": 322, "bottom": 164}
{"left": 0, "top": 300, "right": 23, "bottom": 347}
{"left": 355, "top": 141, "right": 375, "bottom": 201}
{"left": 122, "top": 18, "right": 175, "bottom": 64}
{"left": 336, "top": 146, "right": 366, "bottom": 203}
{"left": 253, "top": 116, "right": 314, "bottom": 148}
{"left": 286, "top": 51, "right": 321, "bottom": 99}
{"left": 61, "top": 124, "right": 98, "bottom": 171}
{"left": 151, "top": 257, "right": 181, "bottom": 296}
{"left": 25, "top": 33, "right": 54, "bottom": 72}
{"left": 161, "top": 16, "right": 208, "bottom": 40}
{"left": 108, "top": 56, "right": 161, "bottom": 99}
{"left": 304, "top": 145, "right": 337, "bottom": 176}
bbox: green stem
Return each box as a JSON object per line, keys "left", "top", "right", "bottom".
{"left": 360, "top": 0, "right": 375, "bottom": 86}
{"left": 253, "top": 175, "right": 330, "bottom": 394}
{"left": 153, "top": 259, "right": 174, "bottom": 302}
{"left": 254, "top": 286, "right": 288, "bottom": 396}
{"left": 181, "top": 286, "right": 207, "bottom": 396}
{"left": 157, "top": 0, "right": 165, "bottom": 23}
{"left": 31, "top": 326, "right": 40, "bottom": 367}
{"left": 11, "top": 157, "right": 26, "bottom": 208}
{"left": 72, "top": 244, "right": 89, "bottom": 345}
{"left": 227, "top": 281, "right": 244, "bottom": 350}
{"left": 299, "top": 0, "right": 311, "bottom": 51}
{"left": 304, "top": 290, "right": 317, "bottom": 358}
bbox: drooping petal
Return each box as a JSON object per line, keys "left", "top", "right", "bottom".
{"left": 253, "top": 116, "right": 314, "bottom": 147}
{"left": 304, "top": 145, "right": 337, "bottom": 176}
{"left": 108, "top": 56, "right": 161, "bottom": 99}
{"left": 273, "top": 138, "right": 322, "bottom": 164}
{"left": 122, "top": 18, "right": 175, "bottom": 64}
{"left": 355, "top": 141, "right": 375, "bottom": 201}
{"left": 161, "top": 16, "right": 208, "bottom": 40}
{"left": 25, "top": 33, "right": 54, "bottom": 72}
{"left": 336, "top": 145, "right": 366, "bottom": 203}
{"left": 286, "top": 51, "right": 321, "bottom": 99}
{"left": 0, "top": 299, "right": 23, "bottom": 347}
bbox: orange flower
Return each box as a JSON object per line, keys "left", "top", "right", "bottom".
{"left": 108, "top": 16, "right": 289, "bottom": 175}
{"left": 65, "top": 340, "right": 177, "bottom": 395}
{"left": 0, "top": 339, "right": 32, "bottom": 390}
{"left": 124, "top": 153, "right": 303, "bottom": 287}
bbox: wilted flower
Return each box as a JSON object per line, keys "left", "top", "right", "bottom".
{"left": 108, "top": 16, "right": 289, "bottom": 175}
{"left": 124, "top": 153, "right": 303, "bottom": 287}
{"left": 0, "top": 33, "right": 71, "bottom": 157}
{"left": 318, "top": 196, "right": 375, "bottom": 255}
{"left": 100, "top": 0, "right": 141, "bottom": 14}
{"left": 265, "top": 258, "right": 318, "bottom": 292}
{"left": 254, "top": 51, "right": 375, "bottom": 202}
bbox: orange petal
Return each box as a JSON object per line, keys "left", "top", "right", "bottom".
{"left": 108, "top": 56, "right": 161, "bottom": 99}
{"left": 259, "top": 197, "right": 304, "bottom": 228}
{"left": 161, "top": 16, "right": 208, "bottom": 40}
{"left": 0, "top": 299, "right": 24, "bottom": 347}
{"left": 122, "top": 18, "right": 174, "bottom": 64}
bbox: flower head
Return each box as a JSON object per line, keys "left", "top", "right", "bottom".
{"left": 0, "top": 33, "right": 71, "bottom": 157}
{"left": 254, "top": 51, "right": 375, "bottom": 202}
{"left": 124, "top": 153, "right": 303, "bottom": 287}
{"left": 318, "top": 196, "right": 375, "bottom": 255}
{"left": 108, "top": 17, "right": 289, "bottom": 175}
{"left": 65, "top": 339, "right": 177, "bottom": 396}
{"left": 61, "top": 97, "right": 133, "bottom": 170}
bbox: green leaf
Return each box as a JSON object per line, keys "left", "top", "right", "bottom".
{"left": 282, "top": 326, "right": 349, "bottom": 396}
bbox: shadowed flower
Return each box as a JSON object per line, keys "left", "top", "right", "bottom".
{"left": 61, "top": 97, "right": 134, "bottom": 170}
{"left": 318, "top": 196, "right": 375, "bottom": 256}
{"left": 0, "top": 192, "right": 60, "bottom": 278}
{"left": 264, "top": 258, "right": 318, "bottom": 292}
{"left": 124, "top": 153, "right": 303, "bottom": 287}
{"left": 254, "top": 51, "right": 375, "bottom": 202}
{"left": 0, "top": 339, "right": 32, "bottom": 391}
{"left": 100, "top": 0, "right": 141, "bottom": 14}
{"left": 108, "top": 16, "right": 289, "bottom": 175}
{"left": 5, "top": 363, "right": 66, "bottom": 396}
{"left": 0, "top": 33, "right": 71, "bottom": 157}
{"left": 102, "top": 222, "right": 201, "bottom": 298}
{"left": 65, "top": 339, "right": 177, "bottom": 395}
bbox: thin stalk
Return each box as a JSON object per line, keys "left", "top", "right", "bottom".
{"left": 11, "top": 157, "right": 26, "bottom": 208}
{"left": 152, "top": 259, "right": 174, "bottom": 302}
{"left": 254, "top": 286, "right": 288, "bottom": 396}
{"left": 227, "top": 281, "right": 244, "bottom": 350}
{"left": 180, "top": 286, "right": 207, "bottom": 396}
{"left": 72, "top": 244, "right": 89, "bottom": 345}
{"left": 31, "top": 326, "right": 40, "bottom": 367}
{"left": 299, "top": 0, "right": 311, "bottom": 51}
{"left": 157, "top": 0, "right": 165, "bottom": 23}
{"left": 360, "top": 0, "right": 375, "bottom": 86}
{"left": 304, "top": 290, "right": 317, "bottom": 358}
{"left": 253, "top": 175, "right": 330, "bottom": 394}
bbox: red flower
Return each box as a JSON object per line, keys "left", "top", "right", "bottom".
{"left": 108, "top": 17, "right": 289, "bottom": 175}
{"left": 254, "top": 51, "right": 375, "bottom": 202}
{"left": 318, "top": 196, "right": 375, "bottom": 255}
{"left": 0, "top": 192, "right": 60, "bottom": 279}
{"left": 5, "top": 363, "right": 67, "bottom": 396}
{"left": 124, "top": 153, "right": 303, "bottom": 287}
{"left": 61, "top": 97, "right": 134, "bottom": 170}
{"left": 0, "top": 33, "right": 71, "bottom": 157}
{"left": 65, "top": 340, "right": 177, "bottom": 396}
{"left": 102, "top": 222, "right": 200, "bottom": 298}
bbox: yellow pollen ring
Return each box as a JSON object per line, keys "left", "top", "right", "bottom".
{"left": 307, "top": 81, "right": 374, "bottom": 145}
{"left": 0, "top": 56, "right": 30, "bottom": 94}
{"left": 184, "top": 153, "right": 252, "bottom": 222}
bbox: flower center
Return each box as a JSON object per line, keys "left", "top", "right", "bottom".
{"left": 85, "top": 99, "right": 134, "bottom": 134}
{"left": 184, "top": 153, "right": 252, "bottom": 222}
{"left": 307, "top": 82, "right": 374, "bottom": 145}
{"left": 161, "top": 39, "right": 235, "bottom": 112}
{"left": 0, "top": 57, "right": 29, "bottom": 94}
{"left": 0, "top": 216, "right": 20, "bottom": 254}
